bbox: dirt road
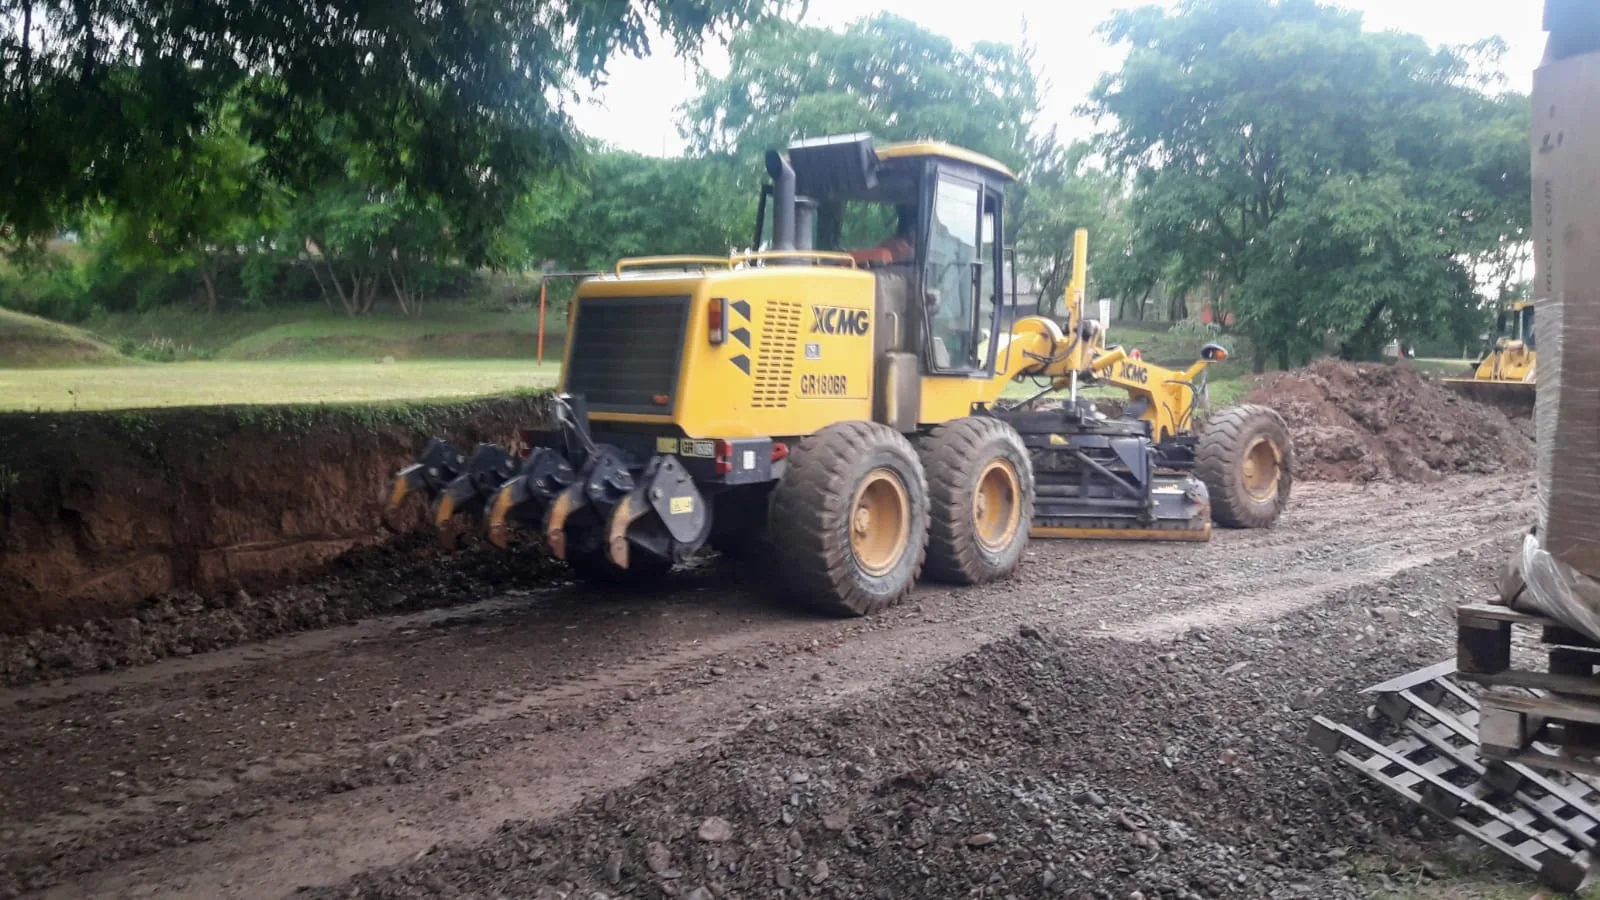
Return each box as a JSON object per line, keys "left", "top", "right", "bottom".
{"left": 0, "top": 473, "right": 1534, "bottom": 898}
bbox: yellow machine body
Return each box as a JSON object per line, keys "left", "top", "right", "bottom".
{"left": 561, "top": 261, "right": 1078, "bottom": 440}
{"left": 382, "top": 136, "right": 1290, "bottom": 596}
{"left": 1443, "top": 299, "right": 1537, "bottom": 414}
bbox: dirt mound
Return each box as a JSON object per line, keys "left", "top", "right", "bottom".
{"left": 0, "top": 308, "right": 125, "bottom": 367}
{"left": 1243, "top": 358, "right": 1534, "bottom": 482}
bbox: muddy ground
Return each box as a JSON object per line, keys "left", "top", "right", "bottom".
{"left": 0, "top": 471, "right": 1545, "bottom": 899}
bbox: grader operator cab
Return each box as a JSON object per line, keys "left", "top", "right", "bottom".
{"left": 383, "top": 134, "right": 1294, "bottom": 615}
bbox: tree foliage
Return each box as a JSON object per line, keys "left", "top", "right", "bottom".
{"left": 1, "top": 0, "right": 786, "bottom": 246}
{"left": 511, "top": 151, "right": 751, "bottom": 273}
{"left": 683, "top": 13, "right": 1045, "bottom": 175}
{"left": 1090, "top": 0, "right": 1530, "bottom": 367}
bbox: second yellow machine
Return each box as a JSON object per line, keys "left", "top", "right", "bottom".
{"left": 385, "top": 134, "right": 1293, "bottom": 615}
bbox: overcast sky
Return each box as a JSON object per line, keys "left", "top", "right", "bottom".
{"left": 568, "top": 0, "right": 1546, "bottom": 157}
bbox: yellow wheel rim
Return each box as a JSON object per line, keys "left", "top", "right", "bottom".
{"left": 850, "top": 467, "right": 911, "bottom": 577}
{"left": 1241, "top": 436, "right": 1282, "bottom": 503}
{"left": 973, "top": 458, "right": 1022, "bottom": 552}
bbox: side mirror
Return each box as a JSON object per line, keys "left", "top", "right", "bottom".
{"left": 1200, "top": 343, "right": 1229, "bottom": 361}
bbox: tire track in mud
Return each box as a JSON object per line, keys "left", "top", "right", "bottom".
{"left": 1, "top": 474, "right": 1534, "bottom": 898}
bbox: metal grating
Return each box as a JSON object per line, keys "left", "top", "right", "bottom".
{"left": 752, "top": 300, "right": 802, "bottom": 408}
{"left": 565, "top": 296, "right": 690, "bottom": 414}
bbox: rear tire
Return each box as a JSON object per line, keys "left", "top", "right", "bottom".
{"left": 1195, "top": 404, "right": 1294, "bottom": 528}
{"left": 769, "top": 421, "right": 929, "bottom": 617}
{"left": 917, "top": 417, "right": 1035, "bottom": 585}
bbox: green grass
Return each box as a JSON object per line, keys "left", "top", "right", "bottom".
{"left": 0, "top": 359, "right": 560, "bottom": 411}
{"left": 1411, "top": 357, "right": 1476, "bottom": 378}
{"left": 83, "top": 303, "right": 567, "bottom": 363}
{"left": 0, "top": 308, "right": 129, "bottom": 367}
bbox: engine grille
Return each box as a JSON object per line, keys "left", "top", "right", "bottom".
{"left": 752, "top": 300, "right": 802, "bottom": 408}
{"left": 565, "top": 296, "right": 690, "bottom": 414}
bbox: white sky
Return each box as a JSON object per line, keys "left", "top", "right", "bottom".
{"left": 568, "top": 0, "right": 1546, "bottom": 156}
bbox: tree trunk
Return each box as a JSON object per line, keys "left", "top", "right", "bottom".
{"left": 308, "top": 261, "right": 334, "bottom": 309}
{"left": 200, "top": 264, "right": 219, "bottom": 315}
{"left": 1252, "top": 344, "right": 1268, "bottom": 375}
{"left": 388, "top": 265, "right": 416, "bottom": 316}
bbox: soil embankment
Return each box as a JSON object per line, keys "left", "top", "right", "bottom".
{"left": 0, "top": 396, "right": 547, "bottom": 633}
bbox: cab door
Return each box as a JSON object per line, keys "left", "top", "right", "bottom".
{"left": 923, "top": 169, "right": 1005, "bottom": 375}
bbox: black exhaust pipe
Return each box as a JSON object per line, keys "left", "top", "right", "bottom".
{"left": 765, "top": 149, "right": 796, "bottom": 252}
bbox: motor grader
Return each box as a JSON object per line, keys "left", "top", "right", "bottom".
{"left": 383, "top": 134, "right": 1293, "bottom": 615}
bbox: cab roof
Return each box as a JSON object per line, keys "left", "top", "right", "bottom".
{"left": 876, "top": 141, "right": 1017, "bottom": 182}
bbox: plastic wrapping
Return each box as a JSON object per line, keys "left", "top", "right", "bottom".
{"left": 1536, "top": 294, "right": 1600, "bottom": 577}
{"left": 1530, "top": 49, "right": 1600, "bottom": 578}
{"left": 1497, "top": 47, "right": 1600, "bottom": 640}
{"left": 1510, "top": 532, "right": 1600, "bottom": 643}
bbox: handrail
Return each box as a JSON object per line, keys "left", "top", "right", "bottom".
{"left": 614, "top": 256, "right": 734, "bottom": 275}
{"left": 734, "top": 251, "right": 859, "bottom": 269}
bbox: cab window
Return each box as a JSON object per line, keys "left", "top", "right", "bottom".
{"left": 925, "top": 174, "right": 983, "bottom": 371}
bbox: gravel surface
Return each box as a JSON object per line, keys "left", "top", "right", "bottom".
{"left": 300, "top": 541, "right": 1504, "bottom": 900}
{"left": 0, "top": 474, "right": 1537, "bottom": 899}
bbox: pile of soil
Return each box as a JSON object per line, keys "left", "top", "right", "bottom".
{"left": 303, "top": 542, "right": 1508, "bottom": 900}
{"left": 1244, "top": 359, "right": 1534, "bottom": 483}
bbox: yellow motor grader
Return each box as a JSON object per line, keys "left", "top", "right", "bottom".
{"left": 383, "top": 134, "right": 1293, "bottom": 615}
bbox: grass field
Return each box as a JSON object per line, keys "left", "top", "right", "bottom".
{"left": 85, "top": 304, "right": 565, "bottom": 362}
{"left": 0, "top": 360, "right": 560, "bottom": 411}
{"left": 0, "top": 305, "right": 1465, "bottom": 412}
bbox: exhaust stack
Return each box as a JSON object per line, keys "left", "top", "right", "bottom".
{"left": 765, "top": 150, "right": 796, "bottom": 252}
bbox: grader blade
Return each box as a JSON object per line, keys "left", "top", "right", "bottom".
{"left": 1442, "top": 378, "right": 1537, "bottom": 418}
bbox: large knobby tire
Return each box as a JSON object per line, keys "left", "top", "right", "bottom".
{"left": 769, "top": 421, "right": 929, "bottom": 617}
{"left": 1196, "top": 404, "right": 1294, "bottom": 529}
{"left": 917, "top": 417, "right": 1035, "bottom": 585}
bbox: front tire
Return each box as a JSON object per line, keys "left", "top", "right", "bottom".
{"left": 1195, "top": 405, "right": 1294, "bottom": 528}
{"left": 917, "top": 417, "right": 1035, "bottom": 584}
{"left": 769, "top": 422, "right": 929, "bottom": 617}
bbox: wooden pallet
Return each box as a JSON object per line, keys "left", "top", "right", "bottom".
{"left": 1309, "top": 660, "right": 1600, "bottom": 891}
{"left": 1458, "top": 604, "right": 1600, "bottom": 774}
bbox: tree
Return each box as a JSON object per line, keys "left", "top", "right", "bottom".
{"left": 1090, "top": 0, "right": 1530, "bottom": 369}
{"left": 94, "top": 105, "right": 277, "bottom": 314}
{"left": 518, "top": 151, "right": 751, "bottom": 272}
{"left": 1, "top": 0, "right": 788, "bottom": 245}
{"left": 1013, "top": 143, "right": 1134, "bottom": 315}
{"left": 683, "top": 13, "right": 1045, "bottom": 175}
